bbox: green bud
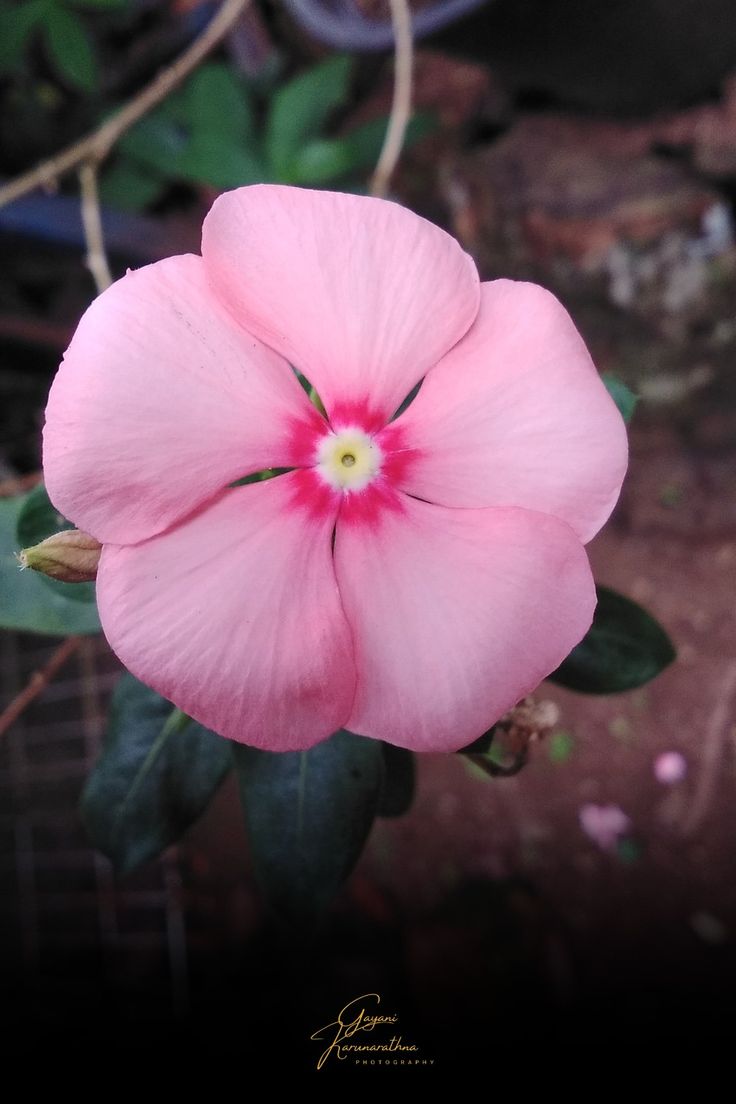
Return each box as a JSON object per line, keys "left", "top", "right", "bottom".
{"left": 20, "top": 529, "right": 101, "bottom": 583}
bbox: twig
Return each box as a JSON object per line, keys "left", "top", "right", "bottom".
{"left": 0, "top": 636, "right": 82, "bottom": 739}
{"left": 0, "top": 0, "right": 252, "bottom": 209}
{"left": 79, "top": 164, "right": 113, "bottom": 293}
{"left": 370, "top": 0, "right": 414, "bottom": 198}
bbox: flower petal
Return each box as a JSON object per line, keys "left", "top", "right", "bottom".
{"left": 96, "top": 473, "right": 354, "bottom": 750}
{"left": 389, "top": 281, "right": 628, "bottom": 542}
{"left": 44, "top": 254, "right": 324, "bottom": 545}
{"left": 201, "top": 185, "right": 480, "bottom": 426}
{"left": 335, "top": 496, "right": 595, "bottom": 752}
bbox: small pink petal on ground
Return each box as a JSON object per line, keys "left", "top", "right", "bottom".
{"left": 654, "top": 751, "right": 688, "bottom": 784}
{"left": 579, "top": 803, "right": 631, "bottom": 851}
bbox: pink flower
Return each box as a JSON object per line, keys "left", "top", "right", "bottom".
{"left": 579, "top": 803, "right": 631, "bottom": 851}
{"left": 43, "top": 186, "right": 627, "bottom": 752}
{"left": 653, "top": 751, "right": 687, "bottom": 784}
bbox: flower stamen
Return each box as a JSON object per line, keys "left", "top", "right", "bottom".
{"left": 317, "top": 429, "right": 382, "bottom": 491}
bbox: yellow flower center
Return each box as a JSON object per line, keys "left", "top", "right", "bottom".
{"left": 317, "top": 429, "right": 382, "bottom": 491}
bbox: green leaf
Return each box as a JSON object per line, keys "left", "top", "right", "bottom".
{"left": 43, "top": 6, "right": 97, "bottom": 91}
{"left": 17, "top": 483, "right": 96, "bottom": 603}
{"left": 459, "top": 730, "right": 530, "bottom": 778}
{"left": 548, "top": 730, "right": 575, "bottom": 763}
{"left": 0, "top": 493, "right": 100, "bottom": 634}
{"left": 81, "top": 674, "right": 232, "bottom": 874}
{"left": 603, "top": 373, "right": 638, "bottom": 424}
{"left": 289, "top": 138, "right": 354, "bottom": 185}
{"left": 174, "top": 140, "right": 267, "bottom": 188}
{"left": 234, "top": 729, "right": 383, "bottom": 924}
{"left": 65, "top": 0, "right": 127, "bottom": 9}
{"left": 339, "top": 111, "right": 435, "bottom": 174}
{"left": 377, "top": 743, "right": 415, "bottom": 817}
{"left": 99, "top": 157, "right": 166, "bottom": 211}
{"left": 120, "top": 66, "right": 266, "bottom": 189}
{"left": 117, "top": 115, "right": 187, "bottom": 174}
{"left": 265, "top": 54, "right": 352, "bottom": 179}
{"left": 549, "top": 585, "right": 675, "bottom": 694}
{"left": 0, "top": 0, "right": 49, "bottom": 71}
{"left": 187, "top": 62, "right": 256, "bottom": 147}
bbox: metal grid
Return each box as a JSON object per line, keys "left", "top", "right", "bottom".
{"left": 0, "top": 632, "right": 192, "bottom": 1028}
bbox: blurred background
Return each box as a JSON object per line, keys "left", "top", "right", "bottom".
{"left": 1, "top": 0, "right": 735, "bottom": 1066}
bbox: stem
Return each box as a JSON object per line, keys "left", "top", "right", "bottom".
{"left": 0, "top": 636, "right": 82, "bottom": 739}
{"left": 79, "top": 163, "right": 113, "bottom": 293}
{"left": 370, "top": 0, "right": 414, "bottom": 199}
{"left": 0, "top": 0, "right": 252, "bottom": 209}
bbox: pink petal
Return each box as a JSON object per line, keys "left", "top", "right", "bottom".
{"left": 389, "top": 281, "right": 628, "bottom": 542}
{"left": 335, "top": 496, "right": 596, "bottom": 752}
{"left": 653, "top": 751, "right": 687, "bottom": 784}
{"left": 96, "top": 472, "right": 354, "bottom": 750}
{"left": 201, "top": 185, "right": 480, "bottom": 426}
{"left": 579, "top": 804, "right": 631, "bottom": 851}
{"left": 44, "top": 254, "right": 324, "bottom": 545}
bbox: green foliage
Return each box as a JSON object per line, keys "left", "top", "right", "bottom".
{"left": 82, "top": 674, "right": 232, "bottom": 874}
{"left": 339, "top": 113, "right": 435, "bottom": 175}
{"left": 118, "top": 63, "right": 265, "bottom": 194}
{"left": 106, "top": 57, "right": 433, "bottom": 208}
{"left": 67, "top": 0, "right": 127, "bottom": 9}
{"left": 98, "top": 158, "right": 165, "bottom": 212}
{"left": 0, "top": 0, "right": 49, "bottom": 72}
{"left": 233, "top": 730, "right": 384, "bottom": 925}
{"left": 0, "top": 0, "right": 108, "bottom": 86}
{"left": 0, "top": 490, "right": 100, "bottom": 635}
{"left": 547, "top": 730, "right": 575, "bottom": 763}
{"left": 377, "top": 743, "right": 415, "bottom": 817}
{"left": 549, "top": 585, "right": 676, "bottom": 694}
{"left": 43, "top": 4, "right": 96, "bottom": 90}
{"left": 264, "top": 54, "right": 352, "bottom": 180}
{"left": 16, "top": 482, "right": 96, "bottom": 604}
{"left": 603, "top": 373, "right": 638, "bottom": 424}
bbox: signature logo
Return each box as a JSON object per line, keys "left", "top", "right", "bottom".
{"left": 310, "top": 993, "right": 433, "bottom": 1069}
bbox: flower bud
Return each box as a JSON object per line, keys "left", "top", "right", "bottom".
{"left": 20, "top": 529, "right": 101, "bottom": 583}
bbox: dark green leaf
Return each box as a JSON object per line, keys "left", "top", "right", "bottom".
{"left": 43, "top": 6, "right": 97, "bottom": 91}
{"left": 265, "top": 55, "right": 352, "bottom": 178}
{"left": 340, "top": 111, "right": 435, "bottom": 174}
{"left": 81, "top": 674, "right": 232, "bottom": 874}
{"left": 603, "top": 373, "right": 638, "bottom": 424}
{"left": 99, "top": 157, "right": 166, "bottom": 211}
{"left": 377, "top": 743, "right": 415, "bottom": 817}
{"left": 458, "top": 726, "right": 530, "bottom": 777}
{"left": 187, "top": 62, "right": 256, "bottom": 147}
{"left": 118, "top": 114, "right": 188, "bottom": 174}
{"left": 0, "top": 0, "right": 48, "bottom": 71}
{"left": 17, "top": 483, "right": 96, "bottom": 603}
{"left": 173, "top": 140, "right": 267, "bottom": 188}
{"left": 233, "top": 729, "right": 383, "bottom": 924}
{"left": 65, "top": 0, "right": 127, "bottom": 9}
{"left": 289, "top": 138, "right": 354, "bottom": 185}
{"left": 0, "top": 493, "right": 100, "bottom": 635}
{"left": 120, "top": 66, "right": 266, "bottom": 189}
{"left": 549, "top": 585, "right": 675, "bottom": 694}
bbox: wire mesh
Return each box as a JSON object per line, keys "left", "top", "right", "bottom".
{"left": 0, "top": 632, "right": 193, "bottom": 1028}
